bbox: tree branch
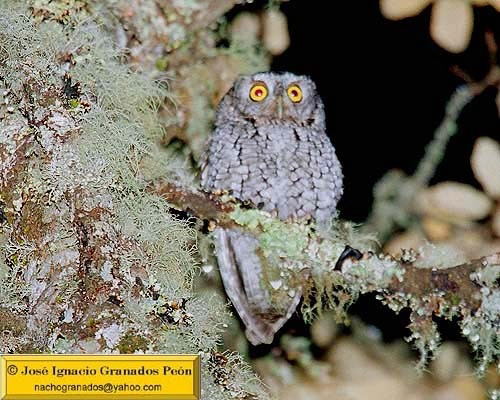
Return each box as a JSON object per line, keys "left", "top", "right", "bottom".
{"left": 149, "top": 181, "right": 237, "bottom": 228}
{"left": 152, "top": 180, "right": 500, "bottom": 371}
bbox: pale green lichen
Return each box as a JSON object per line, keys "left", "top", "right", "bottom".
{"left": 0, "top": 3, "right": 269, "bottom": 398}
{"left": 342, "top": 255, "right": 403, "bottom": 290}
{"left": 229, "top": 207, "right": 379, "bottom": 322}
{"left": 0, "top": 237, "right": 33, "bottom": 312}
{"left": 462, "top": 264, "right": 500, "bottom": 376}
{"left": 406, "top": 319, "right": 441, "bottom": 372}
{"left": 204, "top": 350, "right": 271, "bottom": 400}
{"left": 230, "top": 207, "right": 310, "bottom": 259}
{"left": 221, "top": 37, "right": 270, "bottom": 75}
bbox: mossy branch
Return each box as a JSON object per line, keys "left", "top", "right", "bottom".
{"left": 149, "top": 181, "right": 237, "bottom": 228}
{"left": 152, "top": 180, "right": 500, "bottom": 372}
{"left": 151, "top": 179, "right": 497, "bottom": 304}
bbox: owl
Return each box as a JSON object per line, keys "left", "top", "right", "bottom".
{"left": 201, "top": 72, "right": 343, "bottom": 345}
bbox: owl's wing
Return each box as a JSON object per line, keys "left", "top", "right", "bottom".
{"left": 214, "top": 227, "right": 302, "bottom": 345}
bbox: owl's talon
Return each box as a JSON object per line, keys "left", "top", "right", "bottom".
{"left": 334, "top": 245, "right": 363, "bottom": 271}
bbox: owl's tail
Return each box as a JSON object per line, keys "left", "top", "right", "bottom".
{"left": 214, "top": 227, "right": 302, "bottom": 345}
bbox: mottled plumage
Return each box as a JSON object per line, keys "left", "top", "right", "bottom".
{"left": 201, "top": 72, "right": 343, "bottom": 344}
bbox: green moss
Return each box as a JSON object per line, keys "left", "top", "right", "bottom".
{"left": 155, "top": 57, "right": 169, "bottom": 71}
{"left": 448, "top": 293, "right": 461, "bottom": 307}
{"left": 68, "top": 98, "right": 80, "bottom": 108}
{"left": 0, "top": 308, "right": 26, "bottom": 336}
{"left": 230, "top": 207, "right": 309, "bottom": 258}
{"left": 117, "top": 331, "right": 149, "bottom": 354}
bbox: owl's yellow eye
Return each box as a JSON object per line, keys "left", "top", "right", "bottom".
{"left": 249, "top": 83, "right": 268, "bottom": 102}
{"left": 287, "top": 85, "right": 303, "bottom": 103}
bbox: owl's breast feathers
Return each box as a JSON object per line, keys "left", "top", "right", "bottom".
{"left": 201, "top": 120, "right": 343, "bottom": 222}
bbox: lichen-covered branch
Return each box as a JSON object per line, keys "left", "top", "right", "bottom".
{"left": 149, "top": 181, "right": 237, "bottom": 228}
{"left": 339, "top": 251, "right": 499, "bottom": 372}
{"left": 153, "top": 180, "right": 499, "bottom": 373}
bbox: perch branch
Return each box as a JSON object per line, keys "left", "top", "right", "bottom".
{"left": 153, "top": 180, "right": 499, "bottom": 370}
{"left": 338, "top": 250, "right": 497, "bottom": 313}
{"left": 149, "top": 180, "right": 237, "bottom": 228}
{"left": 151, "top": 180, "right": 498, "bottom": 313}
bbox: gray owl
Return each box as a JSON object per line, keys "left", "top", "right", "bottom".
{"left": 201, "top": 72, "right": 343, "bottom": 345}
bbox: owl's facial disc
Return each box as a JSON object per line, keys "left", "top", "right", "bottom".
{"left": 230, "top": 72, "right": 322, "bottom": 126}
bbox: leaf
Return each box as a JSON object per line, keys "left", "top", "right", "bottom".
{"left": 472, "top": 0, "right": 500, "bottom": 10}
{"left": 417, "top": 181, "right": 492, "bottom": 221}
{"left": 491, "top": 0, "right": 500, "bottom": 11}
{"left": 430, "top": 0, "right": 473, "bottom": 53}
{"left": 471, "top": 137, "right": 500, "bottom": 199}
{"left": 496, "top": 88, "right": 500, "bottom": 115}
{"left": 261, "top": 10, "right": 290, "bottom": 56}
{"left": 379, "top": 0, "right": 433, "bottom": 20}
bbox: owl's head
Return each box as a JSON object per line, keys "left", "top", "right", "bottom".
{"left": 219, "top": 72, "right": 325, "bottom": 126}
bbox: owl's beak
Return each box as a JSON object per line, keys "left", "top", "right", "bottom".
{"left": 276, "top": 95, "right": 284, "bottom": 119}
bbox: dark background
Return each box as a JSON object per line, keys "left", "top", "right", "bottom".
{"left": 273, "top": 1, "right": 499, "bottom": 223}
{"left": 230, "top": 1, "right": 499, "bottom": 347}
